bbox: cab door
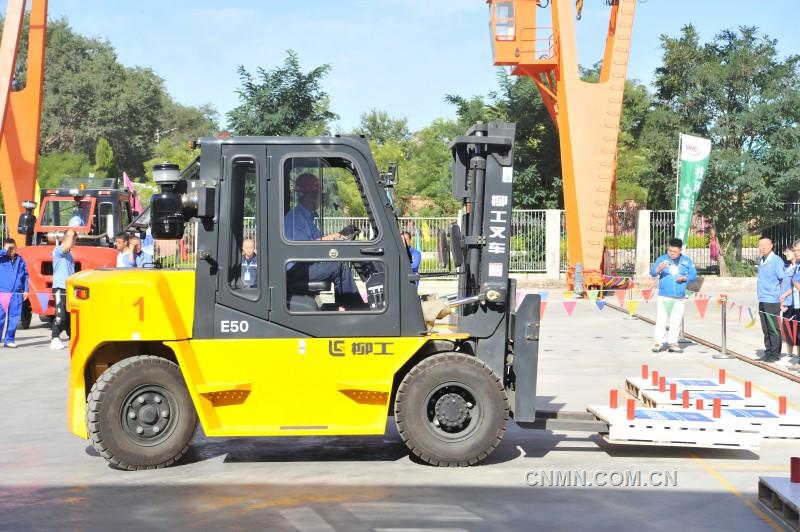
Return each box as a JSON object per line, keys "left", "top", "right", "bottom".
{"left": 212, "top": 144, "right": 269, "bottom": 337}
{"left": 266, "top": 144, "right": 401, "bottom": 337}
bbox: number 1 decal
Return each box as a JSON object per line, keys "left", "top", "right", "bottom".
{"left": 133, "top": 297, "right": 144, "bottom": 321}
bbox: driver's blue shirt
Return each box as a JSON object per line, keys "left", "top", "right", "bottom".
{"left": 284, "top": 204, "right": 321, "bottom": 241}
{"left": 68, "top": 213, "right": 86, "bottom": 226}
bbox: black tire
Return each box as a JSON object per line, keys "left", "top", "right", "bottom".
{"left": 20, "top": 300, "right": 32, "bottom": 330}
{"left": 86, "top": 355, "right": 198, "bottom": 471}
{"left": 38, "top": 314, "right": 53, "bottom": 324}
{"left": 394, "top": 352, "right": 509, "bottom": 466}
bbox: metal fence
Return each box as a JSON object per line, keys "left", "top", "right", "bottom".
{"left": 3, "top": 202, "right": 795, "bottom": 274}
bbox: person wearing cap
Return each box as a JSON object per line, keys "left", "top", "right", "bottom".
{"left": 0, "top": 238, "right": 29, "bottom": 348}
{"left": 284, "top": 173, "right": 360, "bottom": 305}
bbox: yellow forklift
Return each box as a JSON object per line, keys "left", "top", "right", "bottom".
{"left": 66, "top": 123, "right": 543, "bottom": 470}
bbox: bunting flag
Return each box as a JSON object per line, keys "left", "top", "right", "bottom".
{"left": 562, "top": 301, "right": 577, "bottom": 317}
{"left": 625, "top": 300, "right": 640, "bottom": 316}
{"left": 538, "top": 291, "right": 549, "bottom": 301}
{"left": 36, "top": 292, "right": 50, "bottom": 311}
{"left": 562, "top": 290, "right": 574, "bottom": 301}
{"left": 789, "top": 319, "right": 798, "bottom": 345}
{"left": 615, "top": 289, "right": 627, "bottom": 306}
{"left": 779, "top": 316, "right": 787, "bottom": 341}
{"left": 729, "top": 301, "right": 736, "bottom": 311}
{"left": 686, "top": 289, "right": 695, "bottom": 298}
{"left": 641, "top": 288, "right": 653, "bottom": 302}
{"left": 662, "top": 298, "right": 675, "bottom": 317}
{"left": 765, "top": 313, "right": 779, "bottom": 334}
{"left": 0, "top": 293, "right": 10, "bottom": 313}
{"left": 738, "top": 304, "right": 743, "bottom": 322}
{"left": 539, "top": 301, "right": 547, "bottom": 321}
{"left": 587, "top": 289, "right": 598, "bottom": 303}
{"left": 694, "top": 297, "right": 710, "bottom": 319}
{"left": 745, "top": 308, "right": 757, "bottom": 328}
{"left": 595, "top": 300, "right": 607, "bottom": 311}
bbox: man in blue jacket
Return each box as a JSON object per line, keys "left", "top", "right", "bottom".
{"left": 757, "top": 236, "right": 785, "bottom": 362}
{"left": 0, "top": 238, "right": 29, "bottom": 348}
{"left": 402, "top": 231, "right": 422, "bottom": 287}
{"left": 650, "top": 238, "right": 697, "bottom": 353}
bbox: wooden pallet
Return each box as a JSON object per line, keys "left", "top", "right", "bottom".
{"left": 588, "top": 405, "right": 762, "bottom": 450}
{"left": 759, "top": 477, "right": 800, "bottom": 531}
{"left": 625, "top": 376, "right": 740, "bottom": 400}
{"left": 723, "top": 408, "right": 800, "bottom": 439}
{"left": 640, "top": 388, "right": 771, "bottom": 409}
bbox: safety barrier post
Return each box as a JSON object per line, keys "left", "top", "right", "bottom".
{"left": 713, "top": 294, "right": 734, "bottom": 359}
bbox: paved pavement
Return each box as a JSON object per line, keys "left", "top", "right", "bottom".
{"left": 1, "top": 293, "right": 798, "bottom": 531}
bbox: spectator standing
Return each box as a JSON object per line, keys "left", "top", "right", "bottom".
{"left": 114, "top": 232, "right": 130, "bottom": 267}
{"left": 50, "top": 229, "right": 76, "bottom": 350}
{"left": 241, "top": 239, "right": 258, "bottom": 288}
{"left": 0, "top": 239, "right": 28, "bottom": 348}
{"left": 778, "top": 245, "right": 799, "bottom": 366}
{"left": 789, "top": 239, "right": 800, "bottom": 372}
{"left": 402, "top": 231, "right": 421, "bottom": 285}
{"left": 756, "top": 236, "right": 784, "bottom": 363}
{"left": 650, "top": 238, "right": 697, "bottom": 353}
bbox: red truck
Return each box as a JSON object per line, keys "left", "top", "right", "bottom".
{"left": 16, "top": 178, "right": 136, "bottom": 326}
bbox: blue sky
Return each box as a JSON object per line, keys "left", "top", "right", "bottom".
{"left": 43, "top": 0, "right": 800, "bottom": 132}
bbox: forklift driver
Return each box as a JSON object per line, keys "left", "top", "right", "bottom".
{"left": 68, "top": 200, "right": 89, "bottom": 227}
{"left": 284, "top": 173, "right": 362, "bottom": 308}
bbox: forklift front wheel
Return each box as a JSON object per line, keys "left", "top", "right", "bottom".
{"left": 86, "top": 355, "right": 198, "bottom": 471}
{"left": 394, "top": 352, "right": 509, "bottom": 466}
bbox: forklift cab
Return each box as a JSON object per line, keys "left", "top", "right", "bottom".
{"left": 165, "top": 137, "right": 426, "bottom": 339}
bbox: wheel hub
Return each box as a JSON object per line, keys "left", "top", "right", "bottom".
{"left": 122, "top": 386, "right": 175, "bottom": 444}
{"left": 435, "top": 392, "right": 469, "bottom": 429}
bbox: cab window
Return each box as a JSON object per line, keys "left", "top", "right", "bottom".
{"left": 228, "top": 157, "right": 259, "bottom": 297}
{"left": 282, "top": 156, "right": 378, "bottom": 243}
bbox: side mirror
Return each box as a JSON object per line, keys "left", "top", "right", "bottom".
{"left": 17, "top": 200, "right": 36, "bottom": 236}
{"left": 450, "top": 223, "right": 464, "bottom": 268}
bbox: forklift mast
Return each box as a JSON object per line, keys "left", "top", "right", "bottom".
{"left": 449, "top": 122, "right": 518, "bottom": 374}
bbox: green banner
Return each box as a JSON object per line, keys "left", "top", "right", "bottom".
{"left": 675, "top": 134, "right": 711, "bottom": 244}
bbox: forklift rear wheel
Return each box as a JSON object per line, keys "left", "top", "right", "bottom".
{"left": 394, "top": 352, "right": 509, "bottom": 466}
{"left": 86, "top": 355, "right": 198, "bottom": 471}
{"left": 38, "top": 314, "right": 53, "bottom": 324}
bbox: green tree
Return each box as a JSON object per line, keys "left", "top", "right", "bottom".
{"left": 355, "top": 109, "right": 411, "bottom": 144}
{"left": 227, "top": 50, "right": 338, "bottom": 136}
{"left": 36, "top": 152, "right": 92, "bottom": 189}
{"left": 400, "top": 118, "right": 463, "bottom": 215}
{"left": 93, "top": 137, "right": 119, "bottom": 179}
{"left": 642, "top": 25, "right": 800, "bottom": 275}
{"left": 35, "top": 19, "right": 168, "bottom": 174}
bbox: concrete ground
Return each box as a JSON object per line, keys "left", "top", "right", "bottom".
{"left": 1, "top": 290, "right": 798, "bottom": 531}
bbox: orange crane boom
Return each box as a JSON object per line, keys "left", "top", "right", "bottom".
{"left": 0, "top": 0, "right": 47, "bottom": 244}
{"left": 487, "top": 0, "right": 637, "bottom": 290}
